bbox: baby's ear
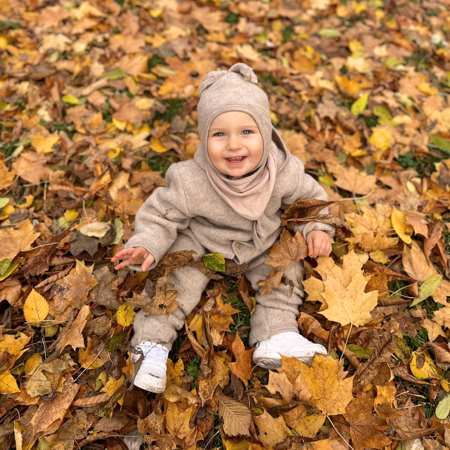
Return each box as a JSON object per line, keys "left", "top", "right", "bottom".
{"left": 199, "top": 70, "right": 227, "bottom": 96}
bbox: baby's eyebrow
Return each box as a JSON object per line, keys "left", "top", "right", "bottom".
{"left": 209, "top": 124, "right": 259, "bottom": 131}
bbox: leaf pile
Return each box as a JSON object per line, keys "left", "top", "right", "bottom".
{"left": 1, "top": 0, "right": 450, "bottom": 449}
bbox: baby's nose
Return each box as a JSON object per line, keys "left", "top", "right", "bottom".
{"left": 227, "top": 136, "right": 243, "bottom": 149}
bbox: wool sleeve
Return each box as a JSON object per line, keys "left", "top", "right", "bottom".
{"left": 282, "top": 160, "right": 335, "bottom": 241}
{"left": 124, "top": 164, "right": 192, "bottom": 271}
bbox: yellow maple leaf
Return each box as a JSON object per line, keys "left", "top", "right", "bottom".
{"left": 345, "top": 203, "right": 398, "bottom": 252}
{"left": 320, "top": 269, "right": 378, "bottom": 327}
{"left": 304, "top": 251, "right": 378, "bottom": 327}
{"left": 281, "top": 354, "right": 354, "bottom": 416}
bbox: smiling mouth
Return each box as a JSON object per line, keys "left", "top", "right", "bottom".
{"left": 225, "top": 156, "right": 246, "bottom": 163}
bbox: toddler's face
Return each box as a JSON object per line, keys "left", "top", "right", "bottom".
{"left": 207, "top": 111, "right": 263, "bottom": 177}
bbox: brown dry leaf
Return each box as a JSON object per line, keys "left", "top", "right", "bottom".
{"left": 21, "top": 382, "right": 79, "bottom": 449}
{"left": 114, "top": 186, "right": 144, "bottom": 215}
{"left": 424, "top": 220, "right": 443, "bottom": 263}
{"left": 257, "top": 267, "right": 283, "bottom": 297}
{"left": 405, "top": 211, "right": 429, "bottom": 238}
{"left": 281, "top": 198, "right": 335, "bottom": 222}
{"left": 297, "top": 312, "right": 330, "bottom": 341}
{"left": 265, "top": 229, "right": 308, "bottom": 267}
{"left": 25, "top": 354, "right": 76, "bottom": 397}
{"left": 402, "top": 240, "right": 438, "bottom": 282}
{"left": 253, "top": 409, "right": 288, "bottom": 447}
{"left": 229, "top": 333, "right": 253, "bottom": 387}
{"left": 207, "top": 295, "right": 240, "bottom": 333}
{"left": 344, "top": 393, "right": 392, "bottom": 450}
{"left": 130, "top": 170, "right": 165, "bottom": 194}
{"left": 420, "top": 318, "right": 446, "bottom": 341}
{"left": 78, "top": 336, "right": 110, "bottom": 369}
{"left": 52, "top": 260, "right": 97, "bottom": 317}
{"left": 334, "top": 166, "right": 378, "bottom": 195}
{"left": 266, "top": 371, "right": 294, "bottom": 403}
{"left": 217, "top": 393, "right": 252, "bottom": 437}
{"left": 163, "top": 384, "right": 198, "bottom": 405}
{"left": 55, "top": 304, "right": 90, "bottom": 352}
{"left": 144, "top": 275, "right": 179, "bottom": 316}
{"left": 11, "top": 152, "right": 50, "bottom": 185}
{"left": 148, "top": 250, "right": 196, "bottom": 280}
{"left": 353, "top": 324, "right": 397, "bottom": 391}
{"left": 0, "top": 220, "right": 40, "bottom": 262}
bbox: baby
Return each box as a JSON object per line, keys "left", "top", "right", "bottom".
{"left": 111, "top": 63, "right": 335, "bottom": 393}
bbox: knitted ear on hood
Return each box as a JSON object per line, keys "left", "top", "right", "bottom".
{"left": 198, "top": 70, "right": 227, "bottom": 96}
{"left": 228, "top": 63, "right": 258, "bottom": 84}
{"left": 198, "top": 63, "right": 258, "bottom": 97}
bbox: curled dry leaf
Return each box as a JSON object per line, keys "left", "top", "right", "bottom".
{"left": 265, "top": 229, "right": 308, "bottom": 267}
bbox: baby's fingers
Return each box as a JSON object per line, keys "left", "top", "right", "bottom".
{"left": 307, "top": 237, "right": 314, "bottom": 257}
{"left": 141, "top": 253, "right": 155, "bottom": 272}
{"left": 114, "top": 259, "right": 134, "bottom": 270}
{"left": 111, "top": 248, "right": 135, "bottom": 262}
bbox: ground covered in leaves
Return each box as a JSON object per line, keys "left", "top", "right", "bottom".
{"left": 1, "top": 0, "right": 450, "bottom": 449}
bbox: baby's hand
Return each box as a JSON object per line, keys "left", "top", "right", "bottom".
{"left": 111, "top": 247, "right": 155, "bottom": 271}
{"left": 307, "top": 230, "right": 332, "bottom": 258}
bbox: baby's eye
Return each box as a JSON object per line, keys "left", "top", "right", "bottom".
{"left": 242, "top": 130, "right": 253, "bottom": 135}
{"left": 214, "top": 132, "right": 225, "bottom": 137}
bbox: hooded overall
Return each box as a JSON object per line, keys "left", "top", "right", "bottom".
{"left": 125, "top": 63, "right": 335, "bottom": 350}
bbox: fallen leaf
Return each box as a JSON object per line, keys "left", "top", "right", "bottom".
{"left": 281, "top": 354, "right": 354, "bottom": 416}
{"left": 344, "top": 393, "right": 392, "bottom": 450}
{"left": 253, "top": 410, "right": 287, "bottom": 447}
{"left": 0, "top": 220, "right": 40, "bottom": 262}
{"left": 79, "top": 222, "right": 110, "bottom": 238}
{"left": 334, "top": 166, "right": 377, "bottom": 195}
{"left": 116, "top": 302, "right": 137, "bottom": 326}
{"left": 0, "top": 161, "right": 15, "bottom": 190}
{"left": 257, "top": 267, "right": 283, "bottom": 297}
{"left": 23, "top": 289, "right": 49, "bottom": 326}
{"left": 266, "top": 229, "right": 308, "bottom": 267}
{"left": 218, "top": 393, "right": 252, "bottom": 437}
{"left": 229, "top": 333, "right": 253, "bottom": 387}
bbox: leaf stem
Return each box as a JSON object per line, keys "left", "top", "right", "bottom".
{"left": 339, "top": 322, "right": 353, "bottom": 363}
{"left": 327, "top": 416, "right": 355, "bottom": 450}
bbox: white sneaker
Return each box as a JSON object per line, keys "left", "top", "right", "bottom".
{"left": 253, "top": 331, "right": 327, "bottom": 370}
{"left": 131, "top": 342, "right": 169, "bottom": 393}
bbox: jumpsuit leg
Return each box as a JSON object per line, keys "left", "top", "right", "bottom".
{"left": 245, "top": 253, "right": 305, "bottom": 348}
{"left": 131, "top": 232, "right": 210, "bottom": 350}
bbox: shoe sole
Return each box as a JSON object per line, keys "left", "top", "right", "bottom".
{"left": 134, "top": 371, "right": 166, "bottom": 393}
{"left": 253, "top": 349, "right": 282, "bottom": 369}
{"left": 253, "top": 349, "right": 325, "bottom": 369}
